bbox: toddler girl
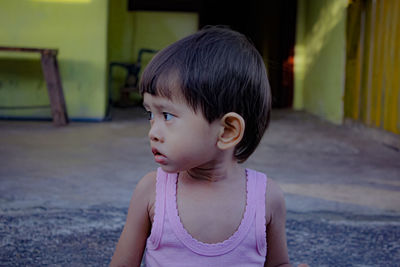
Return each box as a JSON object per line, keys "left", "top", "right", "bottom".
{"left": 111, "top": 26, "right": 300, "bottom": 267}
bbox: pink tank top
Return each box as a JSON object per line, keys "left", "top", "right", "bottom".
{"left": 145, "top": 168, "right": 267, "bottom": 267}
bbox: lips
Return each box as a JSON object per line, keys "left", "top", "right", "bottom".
{"left": 152, "top": 148, "right": 163, "bottom": 156}
{"left": 152, "top": 148, "right": 167, "bottom": 164}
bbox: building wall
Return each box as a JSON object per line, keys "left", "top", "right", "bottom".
{"left": 107, "top": 0, "right": 198, "bottom": 102}
{"left": 0, "top": 0, "right": 109, "bottom": 121}
{"left": 345, "top": 0, "right": 400, "bottom": 134}
{"left": 294, "top": 0, "right": 348, "bottom": 124}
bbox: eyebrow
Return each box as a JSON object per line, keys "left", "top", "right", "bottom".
{"left": 142, "top": 102, "right": 150, "bottom": 109}
{"left": 142, "top": 101, "right": 171, "bottom": 111}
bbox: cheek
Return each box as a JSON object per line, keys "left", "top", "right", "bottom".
{"left": 167, "top": 128, "right": 216, "bottom": 157}
{"left": 166, "top": 118, "right": 219, "bottom": 155}
{"left": 185, "top": 124, "right": 217, "bottom": 146}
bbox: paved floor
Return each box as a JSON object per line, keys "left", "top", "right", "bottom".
{"left": 1, "top": 107, "right": 399, "bottom": 266}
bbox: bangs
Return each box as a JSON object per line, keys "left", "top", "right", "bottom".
{"left": 139, "top": 49, "right": 183, "bottom": 100}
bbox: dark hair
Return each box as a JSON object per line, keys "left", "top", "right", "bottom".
{"left": 140, "top": 26, "right": 271, "bottom": 163}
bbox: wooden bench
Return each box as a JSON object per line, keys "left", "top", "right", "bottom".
{"left": 0, "top": 46, "right": 68, "bottom": 126}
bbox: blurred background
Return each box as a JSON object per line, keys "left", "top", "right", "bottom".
{"left": 0, "top": 0, "right": 398, "bottom": 136}
{"left": 0, "top": 0, "right": 399, "bottom": 266}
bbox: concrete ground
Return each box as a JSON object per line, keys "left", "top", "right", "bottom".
{"left": 0, "top": 107, "right": 399, "bottom": 266}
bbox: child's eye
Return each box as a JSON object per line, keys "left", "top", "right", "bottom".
{"left": 146, "top": 111, "right": 154, "bottom": 120}
{"left": 163, "top": 112, "right": 174, "bottom": 121}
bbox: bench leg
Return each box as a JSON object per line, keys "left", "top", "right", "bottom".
{"left": 40, "top": 52, "right": 68, "bottom": 126}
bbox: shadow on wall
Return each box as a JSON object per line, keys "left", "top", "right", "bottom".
{"left": 0, "top": 57, "right": 102, "bottom": 119}
{"left": 301, "top": 0, "right": 347, "bottom": 77}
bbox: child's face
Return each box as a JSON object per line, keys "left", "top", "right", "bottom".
{"left": 143, "top": 92, "right": 221, "bottom": 173}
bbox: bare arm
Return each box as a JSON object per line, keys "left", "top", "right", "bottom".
{"left": 265, "top": 179, "right": 291, "bottom": 267}
{"left": 110, "top": 172, "right": 156, "bottom": 267}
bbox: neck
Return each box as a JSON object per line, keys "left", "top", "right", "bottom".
{"left": 183, "top": 155, "right": 244, "bottom": 183}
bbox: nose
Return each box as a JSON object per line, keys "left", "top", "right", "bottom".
{"left": 148, "top": 123, "right": 164, "bottom": 143}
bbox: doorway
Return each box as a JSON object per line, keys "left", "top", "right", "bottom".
{"left": 199, "top": 0, "right": 297, "bottom": 108}
{"left": 123, "top": 0, "right": 297, "bottom": 111}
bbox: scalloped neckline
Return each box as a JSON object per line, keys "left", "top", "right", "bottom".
{"left": 165, "top": 169, "right": 257, "bottom": 256}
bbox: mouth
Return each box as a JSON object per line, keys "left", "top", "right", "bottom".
{"left": 152, "top": 148, "right": 163, "bottom": 156}
{"left": 152, "top": 148, "right": 167, "bottom": 164}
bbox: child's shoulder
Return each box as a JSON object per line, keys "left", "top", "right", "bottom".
{"left": 128, "top": 171, "right": 158, "bottom": 220}
{"left": 135, "top": 171, "right": 157, "bottom": 193}
{"left": 265, "top": 177, "right": 286, "bottom": 225}
{"left": 131, "top": 171, "right": 157, "bottom": 203}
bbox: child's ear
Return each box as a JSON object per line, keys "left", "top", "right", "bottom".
{"left": 217, "top": 112, "right": 245, "bottom": 150}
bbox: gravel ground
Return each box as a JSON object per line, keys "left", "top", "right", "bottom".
{"left": 1, "top": 206, "right": 399, "bottom": 266}
{"left": 1, "top": 109, "right": 399, "bottom": 266}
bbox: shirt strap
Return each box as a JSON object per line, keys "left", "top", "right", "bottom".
{"left": 255, "top": 171, "right": 267, "bottom": 256}
{"left": 147, "top": 167, "right": 167, "bottom": 249}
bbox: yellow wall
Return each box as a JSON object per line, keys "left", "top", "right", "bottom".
{"left": 107, "top": 0, "right": 198, "bottom": 102}
{"left": 132, "top": 11, "right": 199, "bottom": 84}
{"left": 345, "top": 0, "right": 400, "bottom": 134}
{"left": 294, "top": 0, "right": 348, "bottom": 124}
{"left": 294, "top": 0, "right": 306, "bottom": 110}
{"left": 0, "top": 0, "right": 108, "bottom": 121}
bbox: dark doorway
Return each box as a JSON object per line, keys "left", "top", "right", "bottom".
{"left": 127, "top": 0, "right": 297, "bottom": 108}
{"left": 199, "top": 0, "right": 297, "bottom": 108}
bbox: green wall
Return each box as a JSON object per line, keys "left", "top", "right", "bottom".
{"left": 107, "top": 0, "right": 198, "bottom": 102}
{"left": 0, "top": 0, "right": 198, "bottom": 121}
{"left": 294, "top": 0, "right": 348, "bottom": 124}
{"left": 0, "top": 0, "right": 109, "bottom": 121}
